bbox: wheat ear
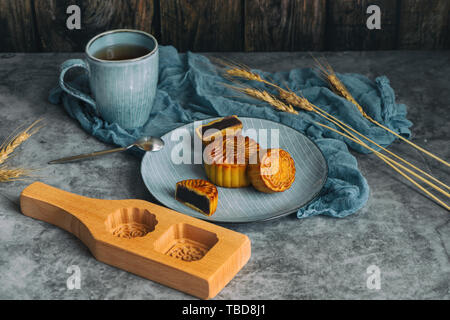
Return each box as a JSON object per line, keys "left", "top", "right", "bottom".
{"left": 0, "top": 119, "right": 44, "bottom": 165}
{"left": 231, "top": 61, "right": 450, "bottom": 191}
{"left": 224, "top": 84, "right": 298, "bottom": 114}
{"left": 313, "top": 57, "right": 450, "bottom": 167}
{"left": 223, "top": 71, "right": 450, "bottom": 206}
{"left": 271, "top": 82, "right": 450, "bottom": 192}
{"left": 0, "top": 167, "right": 34, "bottom": 182}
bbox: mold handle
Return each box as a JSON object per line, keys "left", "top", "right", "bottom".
{"left": 20, "top": 182, "right": 99, "bottom": 236}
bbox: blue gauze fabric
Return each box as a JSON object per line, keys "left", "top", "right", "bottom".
{"left": 48, "top": 46, "right": 412, "bottom": 218}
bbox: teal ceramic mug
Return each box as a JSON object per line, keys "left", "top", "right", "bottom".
{"left": 59, "top": 29, "right": 159, "bottom": 129}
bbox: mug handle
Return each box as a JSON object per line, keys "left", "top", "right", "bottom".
{"left": 59, "top": 59, "right": 97, "bottom": 114}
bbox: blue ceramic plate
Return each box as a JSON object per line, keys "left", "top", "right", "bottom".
{"left": 141, "top": 117, "right": 327, "bottom": 223}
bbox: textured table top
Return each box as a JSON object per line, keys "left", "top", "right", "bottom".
{"left": 0, "top": 51, "right": 449, "bottom": 300}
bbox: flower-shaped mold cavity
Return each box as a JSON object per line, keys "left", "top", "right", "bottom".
{"left": 154, "top": 223, "right": 218, "bottom": 262}
{"left": 105, "top": 208, "right": 157, "bottom": 239}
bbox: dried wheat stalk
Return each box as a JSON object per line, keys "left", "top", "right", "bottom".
{"left": 224, "top": 84, "right": 298, "bottom": 114}
{"left": 237, "top": 80, "right": 449, "bottom": 199}
{"left": 315, "top": 122, "right": 450, "bottom": 211}
{"left": 313, "top": 56, "right": 449, "bottom": 168}
{"left": 303, "top": 96, "right": 450, "bottom": 192}
{"left": 222, "top": 63, "right": 449, "bottom": 210}
{"left": 278, "top": 89, "right": 314, "bottom": 112}
{"left": 225, "top": 68, "right": 264, "bottom": 82}
{"left": 0, "top": 167, "right": 33, "bottom": 182}
{"left": 0, "top": 119, "right": 43, "bottom": 182}
{"left": 223, "top": 63, "right": 449, "bottom": 190}
{"left": 0, "top": 119, "right": 43, "bottom": 165}
{"left": 312, "top": 105, "right": 450, "bottom": 200}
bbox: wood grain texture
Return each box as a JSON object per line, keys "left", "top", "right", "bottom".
{"left": 160, "top": 0, "right": 243, "bottom": 51}
{"left": 326, "top": 0, "right": 399, "bottom": 50}
{"left": 244, "top": 0, "right": 326, "bottom": 51}
{"left": 0, "top": 0, "right": 38, "bottom": 51}
{"left": 1, "top": 0, "right": 449, "bottom": 52}
{"left": 447, "top": 6, "right": 450, "bottom": 49}
{"left": 32, "top": 0, "right": 158, "bottom": 51}
{"left": 20, "top": 182, "right": 251, "bottom": 299}
{"left": 398, "top": 0, "right": 450, "bottom": 49}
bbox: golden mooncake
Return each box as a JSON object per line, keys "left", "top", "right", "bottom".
{"left": 195, "top": 115, "right": 243, "bottom": 145}
{"left": 203, "top": 135, "right": 260, "bottom": 188}
{"left": 248, "top": 148, "right": 296, "bottom": 193}
{"left": 175, "top": 179, "right": 218, "bottom": 216}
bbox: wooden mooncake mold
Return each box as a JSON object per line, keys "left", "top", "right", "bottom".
{"left": 20, "top": 182, "right": 251, "bottom": 299}
{"left": 195, "top": 115, "right": 243, "bottom": 145}
{"left": 248, "top": 148, "right": 296, "bottom": 193}
{"left": 204, "top": 135, "right": 260, "bottom": 188}
{"left": 175, "top": 179, "right": 218, "bottom": 216}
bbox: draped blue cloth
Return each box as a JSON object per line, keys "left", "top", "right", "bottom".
{"left": 49, "top": 46, "right": 412, "bottom": 218}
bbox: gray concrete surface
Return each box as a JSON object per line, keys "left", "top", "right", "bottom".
{"left": 0, "top": 51, "right": 449, "bottom": 299}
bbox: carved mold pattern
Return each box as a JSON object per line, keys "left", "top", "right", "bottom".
{"left": 153, "top": 223, "right": 218, "bottom": 262}
{"left": 112, "top": 222, "right": 151, "bottom": 239}
{"left": 105, "top": 208, "right": 157, "bottom": 239}
{"left": 167, "top": 240, "right": 208, "bottom": 262}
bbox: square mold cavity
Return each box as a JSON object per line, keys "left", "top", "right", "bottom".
{"left": 154, "top": 223, "right": 219, "bottom": 262}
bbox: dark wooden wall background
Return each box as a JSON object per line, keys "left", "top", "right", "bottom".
{"left": 0, "top": 0, "right": 449, "bottom": 52}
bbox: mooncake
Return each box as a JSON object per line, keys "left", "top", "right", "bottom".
{"left": 175, "top": 179, "right": 218, "bottom": 216}
{"left": 195, "top": 115, "right": 243, "bottom": 145}
{"left": 203, "top": 135, "right": 260, "bottom": 188}
{"left": 248, "top": 148, "right": 296, "bottom": 193}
